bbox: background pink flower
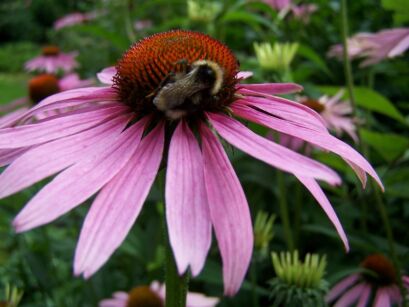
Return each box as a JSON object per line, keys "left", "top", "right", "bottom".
{"left": 326, "top": 254, "right": 409, "bottom": 307}
{"left": 328, "top": 28, "right": 409, "bottom": 67}
{"left": 24, "top": 46, "right": 78, "bottom": 73}
{"left": 99, "top": 281, "right": 219, "bottom": 307}
{"left": 54, "top": 11, "right": 101, "bottom": 30}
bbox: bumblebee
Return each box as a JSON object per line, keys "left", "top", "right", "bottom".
{"left": 152, "top": 59, "right": 224, "bottom": 119}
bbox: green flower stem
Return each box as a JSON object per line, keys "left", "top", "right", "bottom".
{"left": 165, "top": 234, "right": 189, "bottom": 307}
{"left": 340, "top": 1, "right": 407, "bottom": 305}
{"left": 250, "top": 259, "right": 260, "bottom": 307}
{"left": 276, "top": 169, "right": 294, "bottom": 251}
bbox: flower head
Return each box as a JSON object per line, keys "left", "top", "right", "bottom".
{"left": 254, "top": 41, "right": 299, "bottom": 72}
{"left": 328, "top": 28, "right": 409, "bottom": 67}
{"left": 326, "top": 254, "right": 409, "bottom": 306}
{"left": 270, "top": 251, "right": 328, "bottom": 306}
{"left": 0, "top": 30, "right": 382, "bottom": 295}
{"left": 187, "top": 0, "right": 222, "bottom": 22}
{"left": 24, "top": 46, "right": 78, "bottom": 74}
{"left": 99, "top": 281, "right": 219, "bottom": 307}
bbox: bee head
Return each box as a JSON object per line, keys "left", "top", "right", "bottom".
{"left": 192, "top": 60, "right": 224, "bottom": 95}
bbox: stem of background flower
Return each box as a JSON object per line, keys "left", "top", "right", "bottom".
{"left": 293, "top": 182, "right": 302, "bottom": 246}
{"left": 276, "top": 169, "right": 294, "bottom": 251}
{"left": 250, "top": 259, "right": 260, "bottom": 307}
{"left": 340, "top": 1, "right": 407, "bottom": 305}
{"left": 124, "top": 0, "right": 136, "bottom": 43}
{"left": 165, "top": 233, "right": 189, "bottom": 307}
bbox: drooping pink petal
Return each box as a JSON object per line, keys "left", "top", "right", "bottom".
{"left": 75, "top": 122, "right": 164, "bottom": 278}
{"left": 232, "top": 103, "right": 383, "bottom": 189}
{"left": 0, "top": 114, "right": 131, "bottom": 199}
{"left": 356, "top": 283, "right": 371, "bottom": 307}
{"left": 0, "top": 147, "right": 31, "bottom": 167}
{"left": 295, "top": 176, "right": 349, "bottom": 250}
{"left": 0, "top": 107, "right": 29, "bottom": 128}
{"left": 97, "top": 66, "right": 117, "bottom": 85}
{"left": 166, "top": 120, "right": 211, "bottom": 276}
{"left": 18, "top": 87, "right": 118, "bottom": 124}
{"left": 207, "top": 112, "right": 341, "bottom": 185}
{"left": 326, "top": 274, "right": 359, "bottom": 302}
{"left": 12, "top": 117, "right": 148, "bottom": 232}
{"left": 0, "top": 104, "right": 126, "bottom": 149}
{"left": 373, "top": 288, "right": 391, "bottom": 307}
{"left": 200, "top": 123, "right": 253, "bottom": 296}
{"left": 236, "top": 93, "right": 327, "bottom": 132}
{"left": 334, "top": 283, "right": 367, "bottom": 307}
{"left": 239, "top": 83, "right": 303, "bottom": 95}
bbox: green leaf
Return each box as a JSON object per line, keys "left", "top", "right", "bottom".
{"left": 221, "top": 10, "right": 275, "bottom": 31}
{"left": 75, "top": 24, "right": 129, "bottom": 50}
{"left": 360, "top": 128, "right": 409, "bottom": 161}
{"left": 319, "top": 86, "right": 406, "bottom": 123}
{"left": 297, "top": 44, "right": 332, "bottom": 77}
{"left": 0, "top": 73, "right": 28, "bottom": 104}
{"left": 382, "top": 0, "right": 409, "bottom": 24}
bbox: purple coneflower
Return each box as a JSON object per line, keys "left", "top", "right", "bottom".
{"left": 99, "top": 281, "right": 219, "bottom": 307}
{"left": 328, "top": 28, "right": 409, "bottom": 67}
{"left": 0, "top": 73, "right": 93, "bottom": 129}
{"left": 25, "top": 45, "right": 78, "bottom": 74}
{"left": 326, "top": 254, "right": 409, "bottom": 306}
{"left": 0, "top": 30, "right": 382, "bottom": 295}
{"left": 54, "top": 11, "right": 100, "bottom": 30}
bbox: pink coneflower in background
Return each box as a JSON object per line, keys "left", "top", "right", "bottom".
{"left": 300, "top": 90, "right": 358, "bottom": 142}
{"left": 326, "top": 254, "right": 409, "bottom": 306}
{"left": 24, "top": 45, "right": 78, "bottom": 74}
{"left": 262, "top": 0, "right": 291, "bottom": 11}
{"left": 328, "top": 28, "right": 409, "bottom": 67}
{"left": 0, "top": 30, "right": 382, "bottom": 295}
{"left": 291, "top": 4, "right": 317, "bottom": 23}
{"left": 134, "top": 19, "right": 153, "bottom": 31}
{"left": 99, "top": 281, "right": 219, "bottom": 307}
{"left": 0, "top": 73, "right": 93, "bottom": 129}
{"left": 54, "top": 11, "right": 100, "bottom": 30}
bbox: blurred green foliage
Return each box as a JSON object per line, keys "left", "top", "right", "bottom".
{"left": 0, "top": 0, "right": 408, "bottom": 306}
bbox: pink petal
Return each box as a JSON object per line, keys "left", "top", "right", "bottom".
{"left": 18, "top": 87, "right": 118, "bottom": 124}
{"left": 0, "top": 104, "right": 126, "bottom": 149}
{"left": 236, "top": 71, "right": 253, "bottom": 79}
{"left": 0, "top": 114, "right": 131, "bottom": 199}
{"left": 0, "top": 147, "right": 31, "bottom": 167}
{"left": 356, "top": 283, "right": 371, "bottom": 307}
{"left": 239, "top": 83, "right": 303, "bottom": 95}
{"left": 186, "top": 292, "right": 220, "bottom": 307}
{"left": 334, "top": 283, "right": 367, "bottom": 307}
{"left": 374, "top": 288, "right": 391, "bottom": 307}
{"left": 207, "top": 112, "right": 341, "bottom": 185}
{"left": 75, "top": 122, "right": 164, "bottom": 278}
{"left": 326, "top": 274, "right": 359, "bottom": 302}
{"left": 232, "top": 103, "right": 383, "bottom": 190}
{"left": 200, "top": 123, "right": 253, "bottom": 296}
{"left": 295, "top": 176, "right": 349, "bottom": 250}
{"left": 0, "top": 107, "right": 29, "bottom": 128}
{"left": 236, "top": 93, "right": 327, "bottom": 132}
{"left": 97, "top": 66, "right": 117, "bottom": 85}
{"left": 166, "top": 121, "right": 211, "bottom": 276}
{"left": 12, "top": 117, "right": 148, "bottom": 232}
